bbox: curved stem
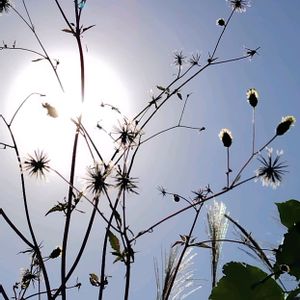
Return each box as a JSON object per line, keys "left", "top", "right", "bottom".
{"left": 2, "top": 117, "right": 52, "bottom": 298}
{"left": 9, "top": 5, "right": 64, "bottom": 91}
{"left": 9, "top": 93, "right": 45, "bottom": 126}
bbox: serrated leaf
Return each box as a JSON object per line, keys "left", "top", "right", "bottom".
{"left": 82, "top": 24, "right": 96, "bottom": 33}
{"left": 45, "top": 203, "right": 67, "bottom": 216}
{"left": 276, "top": 200, "right": 300, "bottom": 229}
{"left": 275, "top": 222, "right": 300, "bottom": 280}
{"left": 108, "top": 230, "right": 120, "bottom": 253}
{"left": 209, "top": 262, "right": 284, "bottom": 300}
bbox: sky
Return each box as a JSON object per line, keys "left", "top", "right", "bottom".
{"left": 0, "top": 1, "right": 299, "bottom": 299}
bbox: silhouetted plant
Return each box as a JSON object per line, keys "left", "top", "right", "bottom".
{"left": 0, "top": 1, "right": 298, "bottom": 300}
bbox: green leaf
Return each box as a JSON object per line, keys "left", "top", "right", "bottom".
{"left": 276, "top": 200, "right": 300, "bottom": 229}
{"left": 275, "top": 222, "right": 300, "bottom": 280}
{"left": 45, "top": 202, "right": 67, "bottom": 216}
{"left": 209, "top": 262, "right": 284, "bottom": 300}
{"left": 286, "top": 288, "right": 300, "bottom": 300}
{"left": 108, "top": 230, "right": 120, "bottom": 253}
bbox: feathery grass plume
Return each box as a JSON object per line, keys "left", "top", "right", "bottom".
{"left": 23, "top": 150, "right": 50, "bottom": 179}
{"left": 155, "top": 246, "right": 201, "bottom": 300}
{"left": 173, "top": 51, "right": 186, "bottom": 67}
{"left": 256, "top": 147, "right": 287, "bottom": 189}
{"left": 276, "top": 115, "right": 296, "bottom": 136}
{"left": 207, "top": 199, "right": 229, "bottom": 288}
{"left": 227, "top": 0, "right": 251, "bottom": 13}
{"left": 0, "top": 0, "right": 10, "bottom": 14}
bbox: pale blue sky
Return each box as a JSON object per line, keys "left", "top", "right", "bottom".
{"left": 0, "top": 1, "right": 299, "bottom": 299}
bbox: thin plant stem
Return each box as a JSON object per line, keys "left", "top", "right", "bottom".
{"left": 0, "top": 209, "right": 34, "bottom": 248}
{"left": 252, "top": 108, "right": 256, "bottom": 155}
{"left": 98, "top": 189, "right": 123, "bottom": 300}
{"left": 224, "top": 214, "right": 273, "bottom": 270}
{"left": 231, "top": 134, "right": 277, "bottom": 187}
{"left": 52, "top": 197, "right": 99, "bottom": 299}
{"left": 140, "top": 125, "right": 204, "bottom": 145}
{"left": 226, "top": 147, "right": 230, "bottom": 188}
{"left": 9, "top": 4, "right": 64, "bottom": 91}
{"left": 9, "top": 93, "right": 45, "bottom": 126}
{"left": 131, "top": 175, "right": 257, "bottom": 243}
{"left": 1, "top": 117, "right": 52, "bottom": 298}
{"left": 0, "top": 46, "right": 46, "bottom": 58}
{"left": 163, "top": 204, "right": 203, "bottom": 299}
{"left": 60, "top": 1, "right": 86, "bottom": 298}
{"left": 211, "top": 8, "right": 236, "bottom": 59}
{"left": 0, "top": 285, "right": 9, "bottom": 300}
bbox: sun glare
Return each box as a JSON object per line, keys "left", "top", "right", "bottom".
{"left": 5, "top": 52, "right": 131, "bottom": 170}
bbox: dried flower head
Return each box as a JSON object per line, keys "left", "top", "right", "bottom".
{"left": 227, "top": 0, "right": 251, "bottom": 13}
{"left": 189, "top": 53, "right": 201, "bottom": 66}
{"left": 246, "top": 88, "right": 259, "bottom": 108}
{"left": 42, "top": 102, "right": 58, "bottom": 118}
{"left": 276, "top": 115, "right": 296, "bottom": 136}
{"left": 20, "top": 268, "right": 39, "bottom": 289}
{"left": 113, "top": 118, "right": 141, "bottom": 148}
{"left": 173, "top": 50, "right": 186, "bottom": 66}
{"left": 0, "top": 0, "right": 10, "bottom": 14}
{"left": 49, "top": 246, "right": 62, "bottom": 259}
{"left": 216, "top": 18, "right": 226, "bottom": 26}
{"left": 219, "top": 129, "right": 233, "bottom": 147}
{"left": 256, "top": 148, "right": 288, "bottom": 189}
{"left": 115, "top": 165, "right": 138, "bottom": 194}
{"left": 85, "top": 164, "right": 110, "bottom": 195}
{"left": 23, "top": 150, "right": 50, "bottom": 179}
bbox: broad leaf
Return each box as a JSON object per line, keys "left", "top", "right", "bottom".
{"left": 286, "top": 288, "right": 300, "bottom": 300}
{"left": 276, "top": 200, "right": 300, "bottom": 229}
{"left": 275, "top": 222, "right": 300, "bottom": 280}
{"left": 108, "top": 230, "right": 120, "bottom": 253}
{"left": 209, "top": 262, "right": 284, "bottom": 300}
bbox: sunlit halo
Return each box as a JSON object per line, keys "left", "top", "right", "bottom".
{"left": 5, "top": 52, "right": 131, "bottom": 170}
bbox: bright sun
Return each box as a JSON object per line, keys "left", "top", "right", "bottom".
{"left": 5, "top": 52, "right": 131, "bottom": 170}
